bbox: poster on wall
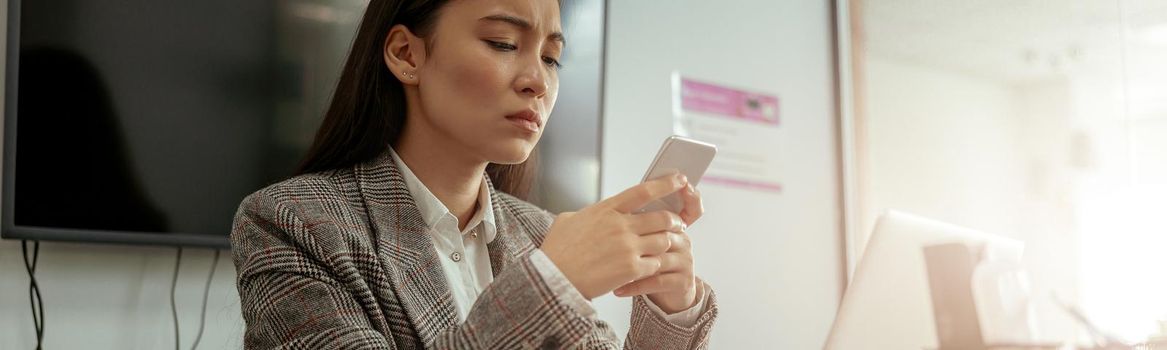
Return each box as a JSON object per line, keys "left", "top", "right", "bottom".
{"left": 671, "top": 72, "right": 783, "bottom": 192}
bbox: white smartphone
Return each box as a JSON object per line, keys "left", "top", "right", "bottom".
{"left": 636, "top": 136, "right": 717, "bottom": 214}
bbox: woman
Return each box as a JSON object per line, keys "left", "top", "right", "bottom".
{"left": 230, "top": 0, "right": 718, "bottom": 348}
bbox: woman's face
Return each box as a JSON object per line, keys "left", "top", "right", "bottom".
{"left": 409, "top": 0, "right": 562, "bottom": 165}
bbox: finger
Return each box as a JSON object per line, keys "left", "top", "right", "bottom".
{"left": 654, "top": 250, "right": 692, "bottom": 273}
{"left": 629, "top": 210, "right": 685, "bottom": 235}
{"left": 634, "top": 256, "right": 663, "bottom": 280}
{"left": 679, "top": 184, "right": 703, "bottom": 227}
{"left": 601, "top": 173, "right": 688, "bottom": 213}
{"left": 637, "top": 232, "right": 672, "bottom": 256}
{"left": 664, "top": 231, "right": 691, "bottom": 253}
{"left": 614, "top": 272, "right": 694, "bottom": 297}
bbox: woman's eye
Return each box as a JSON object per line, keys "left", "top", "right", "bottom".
{"left": 484, "top": 40, "right": 517, "bottom": 51}
{"left": 542, "top": 56, "right": 562, "bottom": 70}
{"left": 484, "top": 39, "right": 561, "bottom": 70}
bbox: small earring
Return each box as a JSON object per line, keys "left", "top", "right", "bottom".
{"left": 405, "top": 71, "right": 415, "bottom": 80}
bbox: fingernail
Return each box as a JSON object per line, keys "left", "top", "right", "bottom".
{"left": 676, "top": 174, "right": 688, "bottom": 186}
{"left": 614, "top": 288, "right": 626, "bottom": 296}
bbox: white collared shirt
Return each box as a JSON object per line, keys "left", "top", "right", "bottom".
{"left": 390, "top": 149, "right": 497, "bottom": 321}
{"left": 389, "top": 148, "right": 704, "bottom": 326}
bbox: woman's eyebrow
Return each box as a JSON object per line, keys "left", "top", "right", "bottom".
{"left": 480, "top": 14, "right": 566, "bottom": 47}
{"left": 549, "top": 32, "right": 565, "bottom": 47}
{"left": 480, "top": 14, "right": 531, "bottom": 29}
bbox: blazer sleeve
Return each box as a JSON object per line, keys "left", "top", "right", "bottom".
{"left": 430, "top": 249, "right": 612, "bottom": 348}
{"left": 231, "top": 191, "right": 394, "bottom": 349}
{"left": 621, "top": 285, "right": 719, "bottom": 349}
{"left": 573, "top": 283, "right": 719, "bottom": 350}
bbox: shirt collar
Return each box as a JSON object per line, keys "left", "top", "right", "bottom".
{"left": 389, "top": 147, "right": 497, "bottom": 243}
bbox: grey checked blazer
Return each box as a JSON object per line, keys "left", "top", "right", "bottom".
{"left": 230, "top": 149, "right": 719, "bottom": 349}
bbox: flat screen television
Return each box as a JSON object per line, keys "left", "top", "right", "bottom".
{"left": 2, "top": 0, "right": 606, "bottom": 248}
{"left": 2, "top": 0, "right": 375, "bottom": 247}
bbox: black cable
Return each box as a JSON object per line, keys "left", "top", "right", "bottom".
{"left": 22, "top": 240, "right": 45, "bottom": 350}
{"left": 189, "top": 249, "right": 220, "bottom": 350}
{"left": 171, "top": 247, "right": 183, "bottom": 350}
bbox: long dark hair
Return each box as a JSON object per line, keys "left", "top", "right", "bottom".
{"left": 295, "top": 0, "right": 538, "bottom": 199}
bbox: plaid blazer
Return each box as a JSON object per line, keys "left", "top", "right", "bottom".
{"left": 230, "top": 149, "right": 719, "bottom": 349}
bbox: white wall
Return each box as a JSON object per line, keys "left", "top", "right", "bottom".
{"left": 599, "top": 0, "right": 844, "bottom": 348}
{"left": 0, "top": 2, "right": 245, "bottom": 348}
{"left": 861, "top": 56, "right": 1027, "bottom": 245}
{"left": 0, "top": 242, "right": 243, "bottom": 349}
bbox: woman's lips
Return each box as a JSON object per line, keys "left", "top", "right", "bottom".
{"left": 506, "top": 115, "right": 540, "bottom": 133}
{"left": 506, "top": 110, "right": 541, "bottom": 133}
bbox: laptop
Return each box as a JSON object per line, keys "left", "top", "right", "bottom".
{"left": 824, "top": 211, "right": 1024, "bottom": 349}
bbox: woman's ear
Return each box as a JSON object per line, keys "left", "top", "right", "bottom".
{"left": 384, "top": 24, "right": 427, "bottom": 86}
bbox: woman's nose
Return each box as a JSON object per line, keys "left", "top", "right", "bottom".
{"left": 515, "top": 58, "right": 549, "bottom": 98}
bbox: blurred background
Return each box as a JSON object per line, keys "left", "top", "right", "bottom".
{"left": 851, "top": 0, "right": 1167, "bottom": 342}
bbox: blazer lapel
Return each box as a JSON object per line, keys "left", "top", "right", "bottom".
{"left": 356, "top": 150, "right": 458, "bottom": 347}
{"left": 483, "top": 176, "right": 539, "bottom": 278}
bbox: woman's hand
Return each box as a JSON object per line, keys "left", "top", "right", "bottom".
{"left": 613, "top": 182, "right": 704, "bottom": 314}
{"left": 540, "top": 173, "right": 690, "bottom": 300}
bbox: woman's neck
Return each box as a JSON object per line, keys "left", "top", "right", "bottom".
{"left": 394, "top": 119, "right": 488, "bottom": 231}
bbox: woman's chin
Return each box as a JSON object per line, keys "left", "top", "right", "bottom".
{"left": 491, "top": 153, "right": 530, "bottom": 165}
{"left": 486, "top": 144, "right": 534, "bottom": 165}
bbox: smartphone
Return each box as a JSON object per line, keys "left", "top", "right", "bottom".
{"left": 636, "top": 136, "right": 717, "bottom": 214}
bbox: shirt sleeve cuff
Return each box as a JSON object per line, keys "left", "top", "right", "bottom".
{"left": 642, "top": 279, "right": 707, "bottom": 328}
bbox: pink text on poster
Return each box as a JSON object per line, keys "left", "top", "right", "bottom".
{"left": 680, "top": 78, "right": 779, "bottom": 125}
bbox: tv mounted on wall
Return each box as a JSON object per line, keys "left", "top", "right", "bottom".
{"left": 1, "top": 0, "right": 606, "bottom": 248}
{"left": 1, "top": 0, "right": 373, "bottom": 247}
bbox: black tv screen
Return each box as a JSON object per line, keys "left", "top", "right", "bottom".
{"left": 3, "top": 0, "right": 368, "bottom": 247}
